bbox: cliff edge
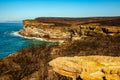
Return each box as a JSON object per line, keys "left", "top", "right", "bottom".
{"left": 0, "top": 17, "right": 120, "bottom": 80}
{"left": 19, "top": 17, "right": 120, "bottom": 41}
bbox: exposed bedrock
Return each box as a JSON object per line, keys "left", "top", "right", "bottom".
{"left": 1, "top": 17, "right": 119, "bottom": 80}
{"left": 19, "top": 17, "right": 120, "bottom": 41}
{"left": 49, "top": 56, "right": 120, "bottom": 80}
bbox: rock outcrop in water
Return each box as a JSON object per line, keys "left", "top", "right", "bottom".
{"left": 19, "top": 17, "right": 120, "bottom": 41}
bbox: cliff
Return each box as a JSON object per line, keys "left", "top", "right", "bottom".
{"left": 0, "top": 17, "right": 120, "bottom": 80}
{"left": 19, "top": 17, "right": 120, "bottom": 41}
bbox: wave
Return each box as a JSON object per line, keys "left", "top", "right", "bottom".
{"left": 10, "top": 31, "right": 19, "bottom": 36}
{"left": 10, "top": 31, "right": 23, "bottom": 37}
{"left": 11, "top": 31, "right": 58, "bottom": 42}
{"left": 4, "top": 31, "right": 64, "bottom": 43}
{"left": 3, "top": 31, "right": 19, "bottom": 36}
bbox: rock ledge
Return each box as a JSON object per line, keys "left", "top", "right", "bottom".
{"left": 49, "top": 56, "right": 120, "bottom": 80}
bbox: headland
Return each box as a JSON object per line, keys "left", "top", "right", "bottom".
{"left": 0, "top": 17, "right": 120, "bottom": 80}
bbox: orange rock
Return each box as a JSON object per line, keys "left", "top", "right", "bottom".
{"left": 49, "top": 56, "right": 120, "bottom": 80}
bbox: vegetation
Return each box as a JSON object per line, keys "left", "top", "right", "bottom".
{"left": 57, "top": 36, "right": 120, "bottom": 57}
{"left": 1, "top": 17, "right": 120, "bottom": 80}
{"left": 35, "top": 17, "right": 120, "bottom": 26}
{"left": 0, "top": 35, "right": 120, "bottom": 80}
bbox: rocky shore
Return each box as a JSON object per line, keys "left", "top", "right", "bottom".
{"left": 19, "top": 17, "right": 120, "bottom": 42}
{"left": 0, "top": 17, "right": 120, "bottom": 80}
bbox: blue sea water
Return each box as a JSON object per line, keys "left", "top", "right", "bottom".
{"left": 0, "top": 23, "right": 52, "bottom": 58}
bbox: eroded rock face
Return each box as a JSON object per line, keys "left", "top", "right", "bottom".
{"left": 19, "top": 20, "right": 74, "bottom": 41}
{"left": 19, "top": 17, "right": 120, "bottom": 41}
{"left": 1, "top": 17, "right": 120, "bottom": 80}
{"left": 49, "top": 56, "right": 120, "bottom": 80}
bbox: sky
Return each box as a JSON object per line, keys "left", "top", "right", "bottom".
{"left": 0, "top": 0, "right": 120, "bottom": 21}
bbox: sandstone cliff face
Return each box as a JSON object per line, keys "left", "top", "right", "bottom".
{"left": 49, "top": 56, "right": 120, "bottom": 80}
{"left": 19, "top": 17, "right": 120, "bottom": 41}
{"left": 19, "top": 20, "right": 72, "bottom": 41}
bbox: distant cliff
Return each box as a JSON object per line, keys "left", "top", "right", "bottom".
{"left": 19, "top": 17, "right": 120, "bottom": 41}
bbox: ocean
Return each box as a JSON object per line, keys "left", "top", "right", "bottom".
{"left": 0, "top": 23, "right": 53, "bottom": 58}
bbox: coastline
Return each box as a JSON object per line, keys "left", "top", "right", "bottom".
{"left": 13, "top": 31, "right": 64, "bottom": 43}
{"left": 1, "top": 17, "right": 120, "bottom": 79}
{"left": 1, "top": 35, "right": 120, "bottom": 80}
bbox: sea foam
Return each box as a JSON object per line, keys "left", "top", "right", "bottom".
{"left": 11, "top": 31, "right": 64, "bottom": 43}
